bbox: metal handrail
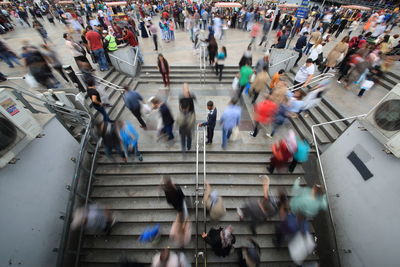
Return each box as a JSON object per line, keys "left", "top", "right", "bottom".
{"left": 56, "top": 119, "right": 92, "bottom": 267}
{"left": 199, "top": 45, "right": 206, "bottom": 84}
{"left": 109, "top": 46, "right": 139, "bottom": 67}
{"left": 268, "top": 55, "right": 298, "bottom": 68}
{"left": 74, "top": 137, "right": 102, "bottom": 267}
{"left": 195, "top": 124, "right": 207, "bottom": 266}
{"left": 75, "top": 73, "right": 124, "bottom": 91}
{"left": 289, "top": 73, "right": 335, "bottom": 92}
{"left": 311, "top": 114, "right": 367, "bottom": 267}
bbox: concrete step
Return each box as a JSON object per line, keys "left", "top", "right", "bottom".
{"left": 307, "top": 107, "right": 340, "bottom": 141}
{"left": 386, "top": 71, "right": 400, "bottom": 82}
{"left": 90, "top": 184, "right": 295, "bottom": 198}
{"left": 139, "top": 73, "right": 235, "bottom": 79}
{"left": 84, "top": 221, "right": 287, "bottom": 236}
{"left": 97, "top": 151, "right": 274, "bottom": 164}
{"left": 94, "top": 163, "right": 304, "bottom": 175}
{"left": 93, "top": 173, "right": 304, "bottom": 187}
{"left": 80, "top": 249, "right": 318, "bottom": 264}
{"left": 138, "top": 78, "right": 232, "bottom": 84}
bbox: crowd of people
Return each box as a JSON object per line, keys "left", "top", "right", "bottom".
{"left": 2, "top": 0, "right": 400, "bottom": 266}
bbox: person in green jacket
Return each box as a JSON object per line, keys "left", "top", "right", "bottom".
{"left": 238, "top": 60, "right": 253, "bottom": 98}
{"left": 103, "top": 30, "right": 119, "bottom": 52}
{"left": 289, "top": 178, "right": 327, "bottom": 218}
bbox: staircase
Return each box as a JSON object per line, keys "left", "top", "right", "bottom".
{"left": 80, "top": 145, "right": 319, "bottom": 266}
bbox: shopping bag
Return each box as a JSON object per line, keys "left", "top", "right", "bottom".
{"left": 288, "top": 231, "right": 316, "bottom": 265}
{"left": 245, "top": 83, "right": 251, "bottom": 95}
{"left": 141, "top": 103, "right": 152, "bottom": 115}
{"left": 25, "top": 74, "right": 39, "bottom": 88}
{"left": 232, "top": 76, "right": 239, "bottom": 90}
{"left": 230, "top": 126, "right": 240, "bottom": 141}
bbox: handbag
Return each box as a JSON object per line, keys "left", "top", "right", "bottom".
{"left": 230, "top": 126, "right": 240, "bottom": 141}
{"left": 288, "top": 231, "right": 316, "bottom": 265}
{"left": 232, "top": 76, "right": 239, "bottom": 90}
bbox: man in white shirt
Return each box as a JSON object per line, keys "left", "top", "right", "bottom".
{"left": 372, "top": 23, "right": 387, "bottom": 38}
{"left": 294, "top": 58, "right": 315, "bottom": 88}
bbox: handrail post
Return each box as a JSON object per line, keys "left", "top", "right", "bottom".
{"left": 195, "top": 124, "right": 199, "bottom": 267}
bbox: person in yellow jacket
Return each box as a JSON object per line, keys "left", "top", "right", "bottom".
{"left": 102, "top": 30, "right": 118, "bottom": 64}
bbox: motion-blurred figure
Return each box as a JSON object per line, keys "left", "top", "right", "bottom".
{"left": 204, "top": 180, "right": 226, "bottom": 221}
{"left": 97, "top": 121, "right": 124, "bottom": 160}
{"left": 71, "top": 204, "right": 116, "bottom": 235}
{"left": 151, "top": 248, "right": 189, "bottom": 267}
{"left": 161, "top": 175, "right": 186, "bottom": 213}
{"left": 117, "top": 120, "right": 143, "bottom": 162}
{"left": 237, "top": 238, "right": 261, "bottom": 267}
{"left": 202, "top": 225, "right": 236, "bottom": 257}
{"left": 237, "top": 175, "right": 277, "bottom": 235}
{"left": 169, "top": 213, "right": 192, "bottom": 247}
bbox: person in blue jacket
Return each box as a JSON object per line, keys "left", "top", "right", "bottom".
{"left": 117, "top": 120, "right": 143, "bottom": 162}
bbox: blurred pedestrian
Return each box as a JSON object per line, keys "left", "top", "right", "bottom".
{"left": 220, "top": 98, "right": 241, "bottom": 149}
{"left": 215, "top": 46, "right": 227, "bottom": 81}
{"left": 176, "top": 101, "right": 195, "bottom": 152}
{"left": 250, "top": 66, "right": 269, "bottom": 104}
{"left": 97, "top": 121, "right": 124, "bottom": 160}
{"left": 204, "top": 180, "right": 226, "bottom": 221}
{"left": 238, "top": 60, "right": 253, "bottom": 97}
{"left": 117, "top": 120, "right": 143, "bottom": 162}
{"left": 267, "top": 138, "right": 292, "bottom": 174}
{"left": 123, "top": 85, "right": 147, "bottom": 129}
{"left": 87, "top": 79, "right": 113, "bottom": 122}
{"left": 71, "top": 204, "right": 116, "bottom": 235}
{"left": 202, "top": 225, "right": 236, "bottom": 257}
{"left": 0, "top": 40, "right": 21, "bottom": 68}
{"left": 150, "top": 97, "right": 174, "bottom": 140}
{"left": 161, "top": 175, "right": 185, "bottom": 212}
{"left": 40, "top": 44, "right": 69, "bottom": 82}
{"left": 249, "top": 97, "right": 278, "bottom": 137}
{"left": 169, "top": 213, "right": 192, "bottom": 247}
{"left": 237, "top": 238, "right": 261, "bottom": 267}
{"left": 291, "top": 177, "right": 327, "bottom": 220}
{"left": 237, "top": 175, "right": 277, "bottom": 235}
{"left": 64, "top": 33, "right": 94, "bottom": 70}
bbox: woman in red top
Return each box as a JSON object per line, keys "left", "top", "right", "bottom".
{"left": 249, "top": 98, "right": 278, "bottom": 137}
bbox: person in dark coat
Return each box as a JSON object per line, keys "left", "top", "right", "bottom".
{"left": 202, "top": 225, "right": 236, "bottom": 257}
{"left": 199, "top": 100, "right": 217, "bottom": 144}
{"left": 151, "top": 97, "right": 175, "bottom": 140}
{"left": 157, "top": 54, "right": 170, "bottom": 88}
{"left": 238, "top": 238, "right": 261, "bottom": 267}
{"left": 161, "top": 175, "right": 185, "bottom": 212}
{"left": 208, "top": 36, "right": 218, "bottom": 66}
{"left": 139, "top": 19, "right": 149, "bottom": 38}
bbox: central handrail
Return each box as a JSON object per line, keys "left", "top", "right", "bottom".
{"left": 195, "top": 124, "right": 207, "bottom": 266}
{"left": 75, "top": 73, "right": 124, "bottom": 91}
{"left": 268, "top": 54, "right": 298, "bottom": 68}
{"left": 311, "top": 114, "right": 367, "bottom": 267}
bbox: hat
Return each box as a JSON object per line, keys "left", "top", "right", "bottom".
{"left": 102, "top": 30, "right": 108, "bottom": 34}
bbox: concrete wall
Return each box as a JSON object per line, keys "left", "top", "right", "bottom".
{"left": 321, "top": 121, "right": 400, "bottom": 267}
{"left": 0, "top": 118, "right": 79, "bottom": 267}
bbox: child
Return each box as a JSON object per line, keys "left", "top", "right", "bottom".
{"left": 199, "top": 101, "right": 217, "bottom": 144}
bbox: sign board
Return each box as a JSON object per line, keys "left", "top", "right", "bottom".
{"left": 295, "top": 0, "right": 309, "bottom": 19}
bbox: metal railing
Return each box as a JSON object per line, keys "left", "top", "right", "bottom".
{"left": 195, "top": 124, "right": 207, "bottom": 266}
{"left": 311, "top": 114, "right": 367, "bottom": 267}
{"left": 75, "top": 73, "right": 124, "bottom": 91}
{"left": 199, "top": 44, "right": 207, "bottom": 84}
{"left": 288, "top": 73, "right": 335, "bottom": 92}
{"left": 73, "top": 137, "right": 102, "bottom": 267}
{"left": 268, "top": 54, "right": 298, "bottom": 69}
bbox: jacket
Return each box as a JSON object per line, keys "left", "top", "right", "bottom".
{"left": 176, "top": 110, "right": 196, "bottom": 135}
{"left": 159, "top": 103, "right": 174, "bottom": 126}
{"left": 254, "top": 99, "right": 278, "bottom": 124}
{"left": 204, "top": 183, "right": 226, "bottom": 220}
{"left": 201, "top": 108, "right": 217, "bottom": 129}
{"left": 251, "top": 71, "right": 269, "bottom": 93}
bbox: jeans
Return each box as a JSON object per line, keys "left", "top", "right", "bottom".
{"left": 222, "top": 127, "right": 232, "bottom": 149}
{"left": 104, "top": 143, "right": 124, "bottom": 158}
{"left": 163, "top": 124, "right": 174, "bottom": 140}
{"left": 152, "top": 34, "right": 158, "bottom": 50}
{"left": 294, "top": 48, "right": 303, "bottom": 65}
{"left": 93, "top": 105, "right": 111, "bottom": 122}
{"left": 129, "top": 107, "right": 147, "bottom": 128}
{"left": 202, "top": 19, "right": 207, "bottom": 30}
{"left": 215, "top": 64, "right": 224, "bottom": 81}
{"left": 180, "top": 132, "right": 192, "bottom": 152}
{"left": 252, "top": 122, "right": 260, "bottom": 137}
{"left": 0, "top": 51, "right": 21, "bottom": 67}
{"left": 304, "top": 42, "right": 313, "bottom": 55}
{"left": 92, "top": 48, "right": 109, "bottom": 70}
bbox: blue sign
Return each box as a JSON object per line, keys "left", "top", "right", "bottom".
{"left": 301, "top": 0, "right": 309, "bottom": 7}
{"left": 296, "top": 7, "right": 309, "bottom": 19}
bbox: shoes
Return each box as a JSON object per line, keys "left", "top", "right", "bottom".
{"left": 236, "top": 207, "right": 243, "bottom": 219}
{"left": 206, "top": 141, "right": 212, "bottom": 145}
{"left": 138, "top": 155, "right": 143, "bottom": 162}
{"left": 249, "top": 131, "right": 255, "bottom": 137}
{"left": 266, "top": 133, "right": 272, "bottom": 138}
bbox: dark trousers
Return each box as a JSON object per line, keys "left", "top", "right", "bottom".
{"left": 129, "top": 107, "right": 147, "bottom": 128}
{"left": 93, "top": 105, "right": 111, "bottom": 122}
{"left": 215, "top": 64, "right": 224, "bottom": 81}
{"left": 252, "top": 122, "right": 260, "bottom": 137}
{"left": 358, "top": 89, "right": 366, "bottom": 97}
{"left": 53, "top": 65, "right": 69, "bottom": 82}
{"left": 304, "top": 42, "right": 313, "bottom": 55}
{"left": 238, "top": 84, "right": 246, "bottom": 98}
{"left": 251, "top": 91, "right": 259, "bottom": 104}
{"left": 321, "top": 66, "right": 331, "bottom": 73}
{"left": 294, "top": 48, "right": 303, "bottom": 66}
{"left": 152, "top": 34, "right": 158, "bottom": 50}
{"left": 259, "top": 34, "right": 267, "bottom": 46}
{"left": 206, "top": 126, "right": 214, "bottom": 143}
{"left": 162, "top": 124, "right": 174, "bottom": 140}
{"left": 161, "top": 72, "right": 170, "bottom": 87}
{"left": 293, "top": 80, "right": 304, "bottom": 89}
{"left": 180, "top": 132, "right": 192, "bottom": 151}
{"left": 288, "top": 159, "right": 298, "bottom": 173}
